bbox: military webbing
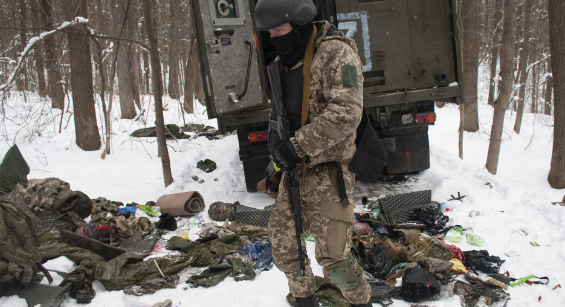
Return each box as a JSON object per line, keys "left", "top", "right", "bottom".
{"left": 300, "top": 26, "right": 317, "bottom": 187}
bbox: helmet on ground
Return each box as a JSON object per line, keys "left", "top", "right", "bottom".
{"left": 254, "top": 0, "right": 317, "bottom": 31}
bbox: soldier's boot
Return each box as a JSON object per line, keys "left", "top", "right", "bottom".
{"left": 295, "top": 294, "right": 318, "bottom": 307}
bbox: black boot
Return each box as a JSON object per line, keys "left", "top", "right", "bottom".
{"left": 295, "top": 294, "right": 318, "bottom": 307}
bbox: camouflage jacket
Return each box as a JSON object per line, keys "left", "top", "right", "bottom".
{"left": 287, "top": 21, "right": 364, "bottom": 167}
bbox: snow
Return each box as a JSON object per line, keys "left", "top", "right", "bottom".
{"left": 0, "top": 295, "right": 28, "bottom": 307}
{"left": 1, "top": 83, "right": 564, "bottom": 306}
{"left": 42, "top": 256, "right": 78, "bottom": 274}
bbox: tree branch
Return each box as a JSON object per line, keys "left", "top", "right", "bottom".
{"left": 0, "top": 17, "right": 89, "bottom": 92}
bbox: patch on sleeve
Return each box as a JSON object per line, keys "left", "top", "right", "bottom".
{"left": 341, "top": 64, "right": 358, "bottom": 88}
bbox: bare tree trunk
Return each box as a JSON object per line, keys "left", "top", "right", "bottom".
{"left": 41, "top": 0, "right": 65, "bottom": 109}
{"left": 462, "top": 0, "right": 480, "bottom": 132}
{"left": 486, "top": 0, "right": 517, "bottom": 175}
{"left": 168, "top": 0, "right": 180, "bottom": 99}
{"left": 31, "top": 0, "right": 46, "bottom": 97}
{"left": 513, "top": 0, "right": 534, "bottom": 134}
{"left": 183, "top": 36, "right": 195, "bottom": 114}
{"left": 193, "top": 40, "right": 205, "bottom": 106}
{"left": 488, "top": 0, "right": 503, "bottom": 106}
{"left": 16, "top": 0, "right": 27, "bottom": 91}
{"left": 117, "top": 0, "right": 138, "bottom": 119}
{"left": 141, "top": 20, "right": 150, "bottom": 95}
{"left": 547, "top": 0, "right": 565, "bottom": 189}
{"left": 531, "top": 62, "right": 538, "bottom": 113}
{"left": 143, "top": 0, "right": 173, "bottom": 187}
{"left": 66, "top": 0, "right": 101, "bottom": 151}
{"left": 143, "top": 50, "right": 150, "bottom": 94}
{"left": 129, "top": 0, "right": 141, "bottom": 110}
{"left": 545, "top": 63, "right": 553, "bottom": 115}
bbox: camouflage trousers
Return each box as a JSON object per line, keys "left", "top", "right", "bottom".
{"left": 268, "top": 163, "right": 371, "bottom": 304}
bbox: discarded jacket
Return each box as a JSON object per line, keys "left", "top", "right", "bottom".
{"left": 0, "top": 199, "right": 50, "bottom": 287}
{"left": 186, "top": 253, "right": 255, "bottom": 287}
{"left": 253, "top": 240, "right": 273, "bottom": 271}
{"left": 240, "top": 240, "right": 273, "bottom": 271}
{"left": 166, "top": 234, "right": 243, "bottom": 267}
{"left": 463, "top": 250, "right": 504, "bottom": 273}
{"left": 94, "top": 252, "right": 193, "bottom": 291}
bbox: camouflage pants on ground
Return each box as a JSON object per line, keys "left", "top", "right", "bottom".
{"left": 268, "top": 163, "right": 371, "bottom": 305}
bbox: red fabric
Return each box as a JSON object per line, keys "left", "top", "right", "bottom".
{"left": 93, "top": 226, "right": 112, "bottom": 231}
{"left": 445, "top": 242, "right": 465, "bottom": 262}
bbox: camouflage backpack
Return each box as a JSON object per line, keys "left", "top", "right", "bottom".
{"left": 403, "top": 233, "right": 453, "bottom": 262}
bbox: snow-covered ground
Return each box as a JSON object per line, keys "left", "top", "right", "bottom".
{"left": 0, "top": 85, "right": 563, "bottom": 306}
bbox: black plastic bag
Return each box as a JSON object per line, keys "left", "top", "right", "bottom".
{"left": 361, "top": 245, "right": 395, "bottom": 280}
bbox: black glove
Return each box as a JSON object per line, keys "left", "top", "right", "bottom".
{"left": 272, "top": 139, "right": 301, "bottom": 171}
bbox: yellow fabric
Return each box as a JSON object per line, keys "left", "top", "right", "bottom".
{"left": 450, "top": 258, "right": 467, "bottom": 273}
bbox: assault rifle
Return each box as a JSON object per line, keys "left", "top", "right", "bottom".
{"left": 266, "top": 61, "right": 306, "bottom": 276}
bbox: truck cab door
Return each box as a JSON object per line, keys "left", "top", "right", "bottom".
{"left": 191, "top": 0, "right": 268, "bottom": 118}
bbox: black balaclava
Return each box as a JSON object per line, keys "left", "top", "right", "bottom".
{"left": 269, "top": 22, "right": 314, "bottom": 67}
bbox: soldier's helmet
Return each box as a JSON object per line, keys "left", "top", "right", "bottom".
{"left": 254, "top": 0, "right": 317, "bottom": 31}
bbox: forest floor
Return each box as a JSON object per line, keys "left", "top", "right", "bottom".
{"left": 0, "top": 85, "right": 563, "bottom": 306}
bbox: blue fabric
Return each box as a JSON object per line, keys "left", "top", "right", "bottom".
{"left": 241, "top": 240, "right": 273, "bottom": 271}
{"left": 118, "top": 206, "right": 137, "bottom": 215}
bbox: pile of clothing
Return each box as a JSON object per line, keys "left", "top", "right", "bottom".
{"left": 0, "top": 146, "right": 274, "bottom": 306}
{"left": 340, "top": 189, "right": 547, "bottom": 307}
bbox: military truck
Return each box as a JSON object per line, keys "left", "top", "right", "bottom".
{"left": 190, "top": 0, "right": 463, "bottom": 191}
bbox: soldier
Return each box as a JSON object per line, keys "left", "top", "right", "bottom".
{"left": 254, "top": 0, "right": 371, "bottom": 306}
